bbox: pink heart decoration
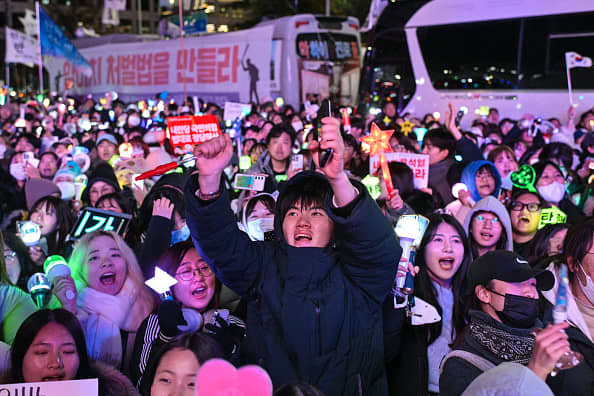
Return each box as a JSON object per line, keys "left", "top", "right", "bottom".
{"left": 196, "top": 358, "right": 273, "bottom": 396}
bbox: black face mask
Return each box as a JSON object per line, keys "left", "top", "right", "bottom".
{"left": 489, "top": 289, "right": 539, "bottom": 329}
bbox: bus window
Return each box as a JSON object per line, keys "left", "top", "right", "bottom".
{"left": 520, "top": 12, "right": 594, "bottom": 89}
{"left": 417, "top": 20, "right": 520, "bottom": 90}
{"left": 296, "top": 33, "right": 359, "bottom": 61}
{"left": 359, "top": 31, "right": 415, "bottom": 112}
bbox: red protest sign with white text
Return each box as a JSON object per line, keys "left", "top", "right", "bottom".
{"left": 166, "top": 115, "right": 221, "bottom": 147}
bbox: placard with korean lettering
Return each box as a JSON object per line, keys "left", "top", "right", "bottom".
{"left": 45, "top": 25, "right": 273, "bottom": 104}
{"left": 370, "top": 152, "right": 430, "bottom": 189}
{"left": 0, "top": 379, "right": 98, "bottom": 396}
{"left": 166, "top": 115, "right": 221, "bottom": 147}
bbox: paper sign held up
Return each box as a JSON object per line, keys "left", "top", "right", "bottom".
{"left": 370, "top": 152, "right": 430, "bottom": 189}
{"left": 0, "top": 379, "right": 98, "bottom": 396}
{"left": 166, "top": 115, "right": 221, "bottom": 147}
{"left": 223, "top": 102, "right": 251, "bottom": 121}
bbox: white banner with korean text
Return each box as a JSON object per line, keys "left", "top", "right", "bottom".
{"left": 45, "top": 25, "right": 273, "bottom": 104}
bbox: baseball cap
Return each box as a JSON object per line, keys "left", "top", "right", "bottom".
{"left": 96, "top": 133, "right": 118, "bottom": 147}
{"left": 469, "top": 250, "right": 554, "bottom": 291}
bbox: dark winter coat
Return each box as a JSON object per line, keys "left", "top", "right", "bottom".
{"left": 185, "top": 173, "right": 401, "bottom": 396}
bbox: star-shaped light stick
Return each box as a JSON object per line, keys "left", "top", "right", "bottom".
{"left": 400, "top": 120, "right": 414, "bottom": 137}
{"left": 361, "top": 123, "right": 395, "bottom": 197}
{"left": 145, "top": 267, "right": 178, "bottom": 300}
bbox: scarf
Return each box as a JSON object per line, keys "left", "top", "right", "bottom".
{"left": 468, "top": 310, "right": 535, "bottom": 364}
{"left": 78, "top": 279, "right": 150, "bottom": 367}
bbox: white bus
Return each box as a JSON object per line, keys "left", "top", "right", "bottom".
{"left": 359, "top": 0, "right": 594, "bottom": 126}
{"left": 262, "top": 14, "right": 362, "bottom": 108}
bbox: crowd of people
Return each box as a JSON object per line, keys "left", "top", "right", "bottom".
{"left": 0, "top": 92, "right": 593, "bottom": 396}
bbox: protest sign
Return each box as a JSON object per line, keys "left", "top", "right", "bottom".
{"left": 44, "top": 25, "right": 273, "bottom": 104}
{"left": 166, "top": 115, "right": 221, "bottom": 147}
{"left": 370, "top": 152, "right": 429, "bottom": 189}
{"left": 538, "top": 207, "right": 567, "bottom": 230}
{"left": 70, "top": 207, "right": 132, "bottom": 240}
{"left": 104, "top": 0, "right": 126, "bottom": 10}
{"left": 224, "top": 101, "right": 251, "bottom": 121}
{"left": 0, "top": 379, "right": 98, "bottom": 396}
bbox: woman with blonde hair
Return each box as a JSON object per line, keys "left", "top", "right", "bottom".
{"left": 53, "top": 230, "right": 156, "bottom": 374}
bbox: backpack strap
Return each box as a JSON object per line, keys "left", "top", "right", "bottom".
{"left": 440, "top": 350, "right": 497, "bottom": 375}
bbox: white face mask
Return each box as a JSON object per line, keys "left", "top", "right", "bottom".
{"left": 10, "top": 163, "right": 26, "bottom": 181}
{"left": 578, "top": 264, "right": 594, "bottom": 305}
{"left": 291, "top": 121, "right": 304, "bottom": 132}
{"left": 56, "top": 181, "right": 75, "bottom": 200}
{"left": 246, "top": 217, "right": 274, "bottom": 241}
{"left": 537, "top": 181, "right": 565, "bottom": 203}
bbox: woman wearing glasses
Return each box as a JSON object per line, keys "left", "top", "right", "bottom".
{"left": 129, "top": 240, "right": 245, "bottom": 388}
{"left": 507, "top": 190, "right": 546, "bottom": 257}
{"left": 463, "top": 196, "right": 513, "bottom": 259}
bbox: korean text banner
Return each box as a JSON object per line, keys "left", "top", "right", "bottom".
{"left": 370, "top": 152, "right": 430, "bottom": 189}
{"left": 38, "top": 5, "right": 93, "bottom": 76}
{"left": 48, "top": 25, "right": 273, "bottom": 104}
{"left": 5, "top": 26, "right": 38, "bottom": 65}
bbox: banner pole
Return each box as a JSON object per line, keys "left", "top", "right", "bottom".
{"left": 178, "top": 0, "right": 187, "bottom": 103}
{"left": 5, "top": 63, "right": 9, "bottom": 89}
{"left": 565, "top": 59, "right": 573, "bottom": 107}
{"left": 35, "top": 1, "right": 44, "bottom": 95}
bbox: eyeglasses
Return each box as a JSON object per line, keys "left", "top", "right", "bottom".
{"left": 475, "top": 170, "right": 494, "bottom": 180}
{"left": 175, "top": 265, "right": 213, "bottom": 281}
{"left": 3, "top": 251, "right": 16, "bottom": 261}
{"left": 474, "top": 215, "right": 500, "bottom": 225}
{"left": 510, "top": 201, "right": 541, "bottom": 212}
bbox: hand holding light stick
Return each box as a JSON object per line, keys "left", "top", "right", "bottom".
{"left": 361, "top": 123, "right": 396, "bottom": 197}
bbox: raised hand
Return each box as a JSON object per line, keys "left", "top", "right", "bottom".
{"left": 528, "top": 322, "right": 571, "bottom": 380}
{"left": 53, "top": 275, "right": 77, "bottom": 313}
{"left": 195, "top": 134, "right": 234, "bottom": 194}
{"left": 152, "top": 197, "right": 174, "bottom": 219}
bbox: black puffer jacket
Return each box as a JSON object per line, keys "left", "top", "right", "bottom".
{"left": 185, "top": 172, "right": 402, "bottom": 395}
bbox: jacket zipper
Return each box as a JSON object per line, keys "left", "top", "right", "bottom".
{"left": 314, "top": 301, "right": 321, "bottom": 356}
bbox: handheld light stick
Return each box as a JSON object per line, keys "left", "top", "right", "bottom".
{"left": 394, "top": 215, "right": 430, "bottom": 299}
{"left": 135, "top": 155, "right": 196, "bottom": 180}
{"left": 361, "top": 123, "right": 396, "bottom": 197}
{"left": 452, "top": 183, "right": 476, "bottom": 206}
{"left": 27, "top": 273, "right": 51, "bottom": 309}
{"left": 17, "top": 221, "right": 41, "bottom": 247}
{"left": 44, "top": 255, "right": 75, "bottom": 300}
{"left": 145, "top": 267, "right": 178, "bottom": 300}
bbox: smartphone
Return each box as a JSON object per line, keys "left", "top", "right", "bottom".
{"left": 455, "top": 110, "right": 465, "bottom": 127}
{"left": 23, "top": 152, "right": 39, "bottom": 168}
{"left": 317, "top": 98, "right": 333, "bottom": 167}
{"left": 290, "top": 154, "right": 304, "bottom": 171}
{"left": 233, "top": 173, "right": 266, "bottom": 191}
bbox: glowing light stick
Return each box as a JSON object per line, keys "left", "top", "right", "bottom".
{"left": 361, "top": 123, "right": 395, "bottom": 197}
{"left": 145, "top": 267, "right": 178, "bottom": 300}
{"left": 17, "top": 221, "right": 41, "bottom": 246}
{"left": 119, "top": 142, "right": 134, "bottom": 159}
{"left": 400, "top": 120, "right": 414, "bottom": 137}
{"left": 136, "top": 155, "right": 195, "bottom": 180}
{"left": 44, "top": 255, "right": 75, "bottom": 300}
{"left": 510, "top": 164, "right": 538, "bottom": 193}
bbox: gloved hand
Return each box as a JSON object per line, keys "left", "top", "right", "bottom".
{"left": 158, "top": 299, "right": 186, "bottom": 338}
{"left": 204, "top": 314, "right": 246, "bottom": 357}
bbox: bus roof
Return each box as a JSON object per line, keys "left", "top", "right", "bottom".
{"left": 405, "top": 0, "right": 594, "bottom": 28}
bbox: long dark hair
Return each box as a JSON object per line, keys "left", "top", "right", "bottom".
{"left": 527, "top": 223, "right": 569, "bottom": 266}
{"left": 158, "top": 240, "right": 222, "bottom": 310}
{"left": 468, "top": 210, "right": 508, "bottom": 260}
{"left": 10, "top": 309, "right": 92, "bottom": 382}
{"left": 30, "top": 195, "right": 74, "bottom": 255}
{"left": 563, "top": 218, "right": 594, "bottom": 284}
{"left": 138, "top": 332, "right": 224, "bottom": 396}
{"left": 414, "top": 213, "right": 472, "bottom": 344}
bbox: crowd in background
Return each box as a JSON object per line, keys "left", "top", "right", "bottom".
{"left": 0, "top": 92, "right": 592, "bottom": 396}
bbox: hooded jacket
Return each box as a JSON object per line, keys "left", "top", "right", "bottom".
{"left": 463, "top": 196, "right": 513, "bottom": 256}
{"left": 461, "top": 160, "right": 502, "bottom": 203}
{"left": 185, "top": 171, "right": 401, "bottom": 396}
